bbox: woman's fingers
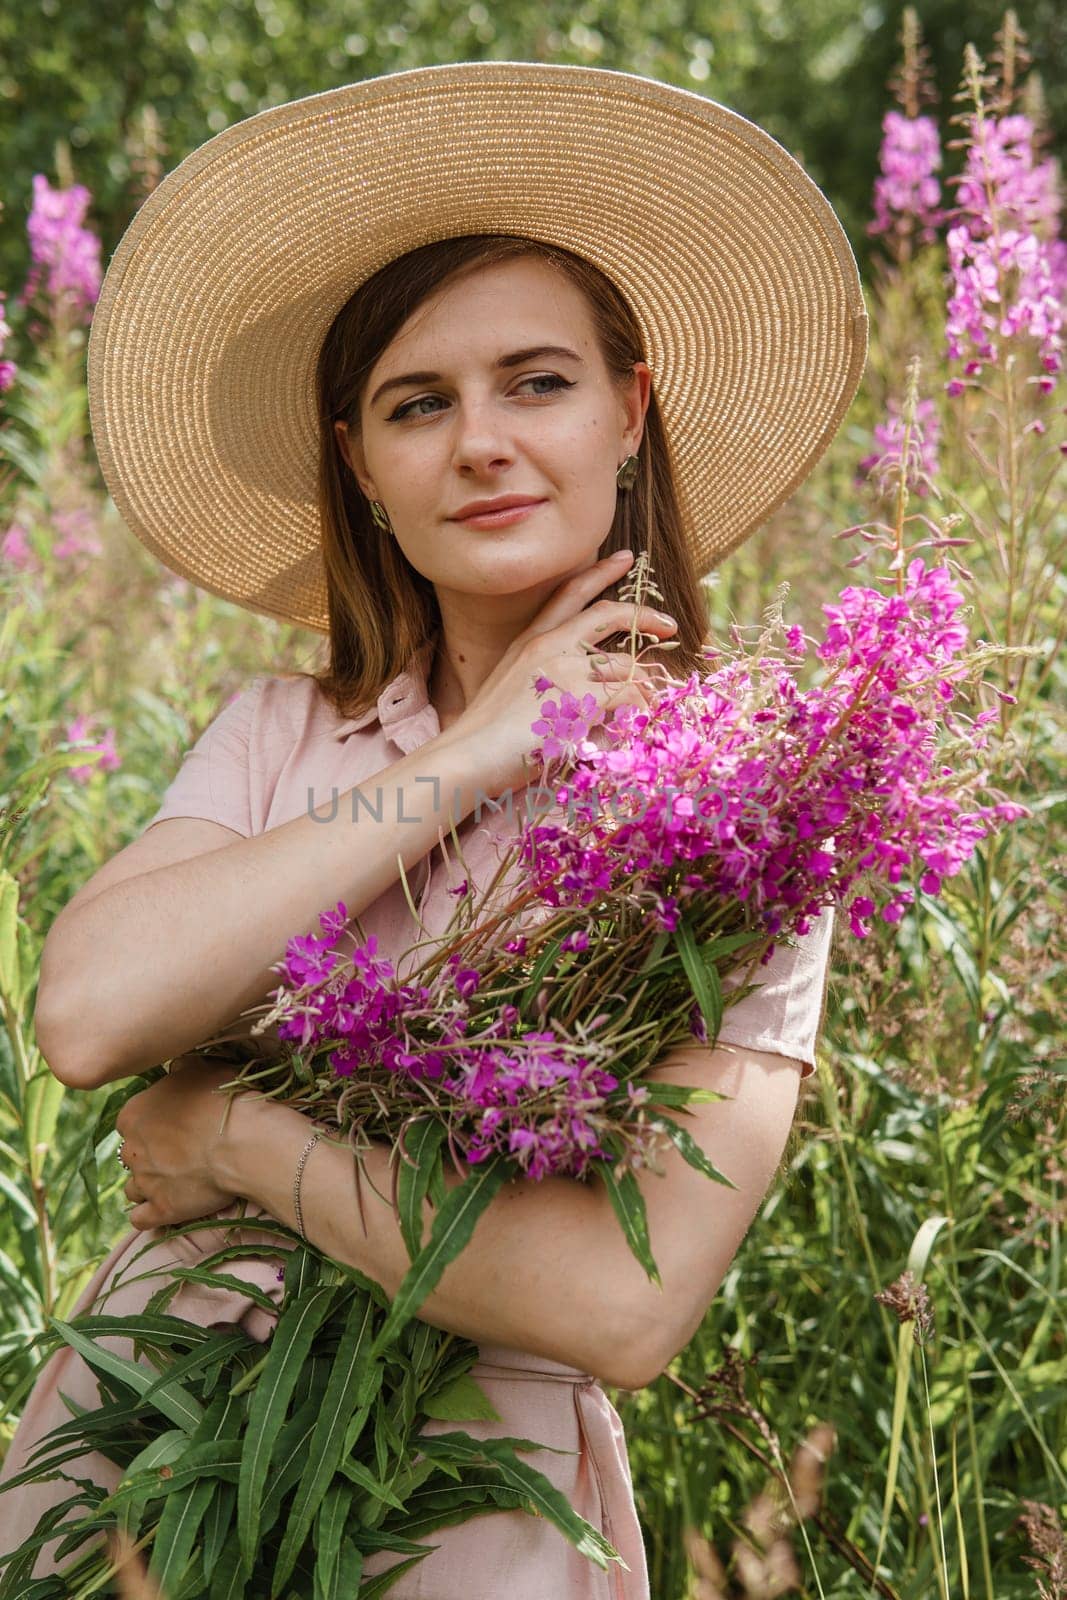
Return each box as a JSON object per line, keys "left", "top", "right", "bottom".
{"left": 523, "top": 550, "right": 635, "bottom": 636}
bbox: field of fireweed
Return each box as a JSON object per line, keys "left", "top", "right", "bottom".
{"left": 0, "top": 12, "right": 1064, "bottom": 1598}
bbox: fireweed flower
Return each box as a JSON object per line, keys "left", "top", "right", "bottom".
{"left": 520, "top": 559, "right": 1020, "bottom": 943}
{"left": 64, "top": 714, "right": 121, "bottom": 784}
{"left": 944, "top": 107, "right": 1065, "bottom": 392}
{"left": 265, "top": 902, "right": 620, "bottom": 1178}
{"left": 19, "top": 175, "right": 102, "bottom": 324}
{"left": 868, "top": 110, "right": 944, "bottom": 247}
{"left": 1, "top": 523, "right": 39, "bottom": 573}
{"left": 857, "top": 394, "right": 942, "bottom": 497}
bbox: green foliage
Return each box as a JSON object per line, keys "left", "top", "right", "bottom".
{"left": 0, "top": 1249, "right": 621, "bottom": 1593}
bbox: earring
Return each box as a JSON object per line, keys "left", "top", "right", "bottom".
{"left": 616, "top": 454, "right": 639, "bottom": 491}
{"left": 369, "top": 500, "right": 394, "bottom": 534}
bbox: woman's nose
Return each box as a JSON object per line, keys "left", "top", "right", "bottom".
{"left": 449, "top": 397, "right": 516, "bottom": 473}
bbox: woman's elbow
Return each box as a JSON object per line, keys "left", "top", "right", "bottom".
{"left": 611, "top": 1046, "right": 807, "bottom": 1387}
{"left": 34, "top": 997, "right": 121, "bottom": 1090}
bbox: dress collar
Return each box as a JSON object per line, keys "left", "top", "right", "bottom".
{"left": 330, "top": 633, "right": 439, "bottom": 749}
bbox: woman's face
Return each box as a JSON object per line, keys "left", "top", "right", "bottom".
{"left": 337, "top": 256, "right": 650, "bottom": 617}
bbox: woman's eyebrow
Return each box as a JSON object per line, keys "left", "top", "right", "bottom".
{"left": 369, "top": 345, "right": 585, "bottom": 408}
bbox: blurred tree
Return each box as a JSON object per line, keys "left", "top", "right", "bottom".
{"left": 1, "top": 0, "right": 1063, "bottom": 331}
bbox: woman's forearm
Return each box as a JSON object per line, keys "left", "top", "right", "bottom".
{"left": 216, "top": 1091, "right": 656, "bottom": 1390}
{"left": 36, "top": 726, "right": 490, "bottom": 1089}
{"left": 214, "top": 1041, "right": 804, "bottom": 1391}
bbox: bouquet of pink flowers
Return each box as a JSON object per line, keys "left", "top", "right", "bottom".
{"left": 220, "top": 556, "right": 1024, "bottom": 1328}
{"left": 2, "top": 556, "right": 1027, "bottom": 1597}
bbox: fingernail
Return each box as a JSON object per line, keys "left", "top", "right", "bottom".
{"left": 653, "top": 611, "right": 677, "bottom": 626}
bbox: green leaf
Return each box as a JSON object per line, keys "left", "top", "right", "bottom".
{"left": 0, "top": 870, "right": 23, "bottom": 1009}
{"left": 420, "top": 1371, "right": 502, "bottom": 1423}
{"left": 655, "top": 1114, "right": 738, "bottom": 1189}
{"left": 314, "top": 1482, "right": 356, "bottom": 1600}
{"left": 257, "top": 1396, "right": 321, "bottom": 1542}
{"left": 417, "top": 1434, "right": 622, "bottom": 1569}
{"left": 338, "top": 1456, "right": 410, "bottom": 1513}
{"left": 272, "top": 1290, "right": 378, "bottom": 1590}
{"left": 102, "top": 1440, "right": 242, "bottom": 1509}
{"left": 638, "top": 1081, "right": 726, "bottom": 1109}
{"left": 24, "top": 1070, "right": 65, "bottom": 1176}
{"left": 47, "top": 1318, "right": 205, "bottom": 1434}
{"left": 202, "top": 1480, "right": 237, "bottom": 1572}
{"left": 674, "top": 917, "right": 723, "bottom": 1041}
{"left": 519, "top": 934, "right": 568, "bottom": 1015}
{"left": 110, "top": 1430, "right": 189, "bottom": 1536}
{"left": 209, "top": 1538, "right": 248, "bottom": 1600}
{"left": 370, "top": 1160, "right": 510, "bottom": 1358}
{"left": 238, "top": 1284, "right": 336, "bottom": 1574}
{"left": 357, "top": 1551, "right": 436, "bottom": 1597}
{"left": 600, "top": 1166, "right": 661, "bottom": 1285}
{"left": 397, "top": 1120, "right": 449, "bottom": 1263}
{"left": 148, "top": 1474, "right": 216, "bottom": 1589}
{"left": 139, "top": 1330, "right": 253, "bottom": 1406}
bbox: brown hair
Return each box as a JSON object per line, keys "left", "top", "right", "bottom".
{"left": 306, "top": 233, "right": 710, "bottom": 721}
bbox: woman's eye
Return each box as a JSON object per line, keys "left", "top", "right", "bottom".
{"left": 387, "top": 374, "right": 574, "bottom": 422}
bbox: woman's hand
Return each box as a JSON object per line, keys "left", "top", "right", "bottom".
{"left": 114, "top": 1056, "right": 250, "bottom": 1231}
{"left": 442, "top": 549, "right": 678, "bottom": 798}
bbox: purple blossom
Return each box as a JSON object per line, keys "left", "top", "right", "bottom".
{"left": 318, "top": 901, "right": 348, "bottom": 942}
{"left": 944, "top": 112, "right": 1064, "bottom": 390}
{"left": 857, "top": 396, "right": 941, "bottom": 498}
{"left": 530, "top": 688, "right": 604, "bottom": 765}
{"left": 20, "top": 175, "right": 102, "bottom": 324}
{"left": 868, "top": 111, "right": 944, "bottom": 246}
{"left": 517, "top": 559, "right": 1022, "bottom": 945}
{"left": 282, "top": 934, "right": 339, "bottom": 987}
{"left": 1, "top": 523, "right": 39, "bottom": 573}
{"left": 259, "top": 557, "right": 1027, "bottom": 1188}
{"left": 64, "top": 714, "right": 121, "bottom": 784}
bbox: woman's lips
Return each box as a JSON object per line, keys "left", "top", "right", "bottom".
{"left": 452, "top": 500, "right": 547, "bottom": 528}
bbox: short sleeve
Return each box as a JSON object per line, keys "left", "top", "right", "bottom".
{"left": 142, "top": 676, "right": 267, "bottom": 839}
{"left": 714, "top": 907, "right": 834, "bottom": 1078}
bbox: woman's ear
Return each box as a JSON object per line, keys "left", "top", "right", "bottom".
{"left": 332, "top": 419, "right": 354, "bottom": 471}
{"left": 333, "top": 420, "right": 377, "bottom": 500}
{"left": 620, "top": 362, "right": 651, "bottom": 457}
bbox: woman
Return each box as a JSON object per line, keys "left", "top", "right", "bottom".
{"left": 0, "top": 63, "right": 866, "bottom": 1593}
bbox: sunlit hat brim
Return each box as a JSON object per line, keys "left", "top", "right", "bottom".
{"left": 88, "top": 60, "right": 868, "bottom": 634}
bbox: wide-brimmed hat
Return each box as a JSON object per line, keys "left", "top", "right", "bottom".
{"left": 86, "top": 60, "right": 868, "bottom": 635}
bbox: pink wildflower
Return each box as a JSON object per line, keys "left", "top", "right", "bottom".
{"left": 19, "top": 175, "right": 102, "bottom": 324}
{"left": 1, "top": 523, "right": 39, "bottom": 573}
{"left": 868, "top": 110, "right": 944, "bottom": 246}
{"left": 944, "top": 110, "right": 1064, "bottom": 389}
{"left": 857, "top": 395, "right": 941, "bottom": 497}
{"left": 65, "top": 714, "right": 121, "bottom": 784}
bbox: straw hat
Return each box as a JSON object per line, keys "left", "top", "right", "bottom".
{"left": 87, "top": 61, "right": 868, "bottom": 636}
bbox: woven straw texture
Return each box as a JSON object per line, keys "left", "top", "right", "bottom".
{"left": 87, "top": 61, "right": 869, "bottom": 636}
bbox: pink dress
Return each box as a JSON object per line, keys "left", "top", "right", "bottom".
{"left": 0, "top": 638, "right": 832, "bottom": 1592}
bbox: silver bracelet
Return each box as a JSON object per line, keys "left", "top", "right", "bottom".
{"left": 292, "top": 1132, "right": 323, "bottom": 1241}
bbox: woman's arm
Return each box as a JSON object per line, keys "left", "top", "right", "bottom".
{"left": 209, "top": 1041, "right": 804, "bottom": 1391}
{"left": 35, "top": 725, "right": 486, "bottom": 1089}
